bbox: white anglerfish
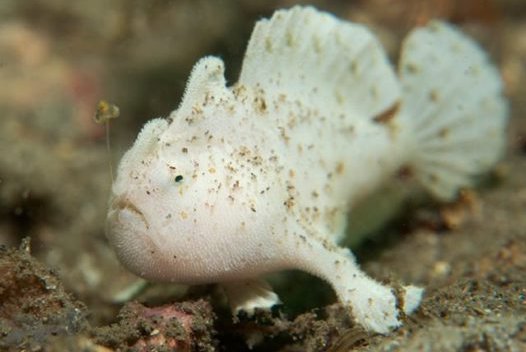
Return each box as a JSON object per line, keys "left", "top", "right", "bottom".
{"left": 106, "top": 6, "right": 508, "bottom": 333}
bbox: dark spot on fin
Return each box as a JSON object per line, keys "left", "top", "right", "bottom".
{"left": 373, "top": 101, "right": 400, "bottom": 124}
{"left": 397, "top": 165, "right": 414, "bottom": 181}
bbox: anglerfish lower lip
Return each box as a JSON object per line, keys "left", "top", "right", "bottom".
{"left": 109, "top": 195, "right": 150, "bottom": 229}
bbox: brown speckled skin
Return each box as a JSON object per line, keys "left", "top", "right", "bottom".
{"left": 106, "top": 6, "right": 507, "bottom": 333}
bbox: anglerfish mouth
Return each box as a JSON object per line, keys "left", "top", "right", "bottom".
{"left": 108, "top": 194, "right": 150, "bottom": 230}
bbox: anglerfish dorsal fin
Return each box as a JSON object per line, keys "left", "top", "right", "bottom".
{"left": 176, "top": 56, "right": 229, "bottom": 117}
{"left": 238, "top": 6, "right": 400, "bottom": 120}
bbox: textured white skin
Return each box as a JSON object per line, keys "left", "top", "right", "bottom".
{"left": 397, "top": 22, "right": 508, "bottom": 199}
{"left": 106, "top": 7, "right": 507, "bottom": 334}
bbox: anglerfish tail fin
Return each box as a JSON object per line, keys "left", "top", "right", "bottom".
{"left": 238, "top": 5, "right": 400, "bottom": 121}
{"left": 397, "top": 21, "right": 508, "bottom": 201}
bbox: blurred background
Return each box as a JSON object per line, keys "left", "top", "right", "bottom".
{"left": 0, "top": 0, "right": 525, "bottom": 350}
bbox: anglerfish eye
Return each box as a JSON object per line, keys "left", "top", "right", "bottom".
{"left": 174, "top": 175, "right": 184, "bottom": 183}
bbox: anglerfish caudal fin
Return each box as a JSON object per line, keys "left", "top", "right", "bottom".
{"left": 397, "top": 21, "right": 508, "bottom": 200}
{"left": 238, "top": 6, "right": 400, "bottom": 120}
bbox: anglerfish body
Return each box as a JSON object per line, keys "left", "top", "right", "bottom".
{"left": 107, "top": 6, "right": 507, "bottom": 333}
